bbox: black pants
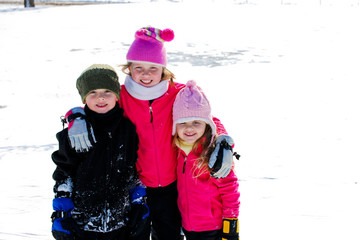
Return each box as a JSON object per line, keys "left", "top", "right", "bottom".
{"left": 183, "top": 228, "right": 222, "bottom": 240}
{"left": 140, "top": 181, "right": 182, "bottom": 240}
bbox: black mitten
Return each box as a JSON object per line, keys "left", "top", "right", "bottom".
{"left": 222, "top": 218, "right": 239, "bottom": 240}
{"left": 128, "top": 203, "right": 150, "bottom": 238}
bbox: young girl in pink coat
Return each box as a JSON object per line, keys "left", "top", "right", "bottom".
{"left": 62, "top": 27, "right": 237, "bottom": 240}
{"left": 172, "top": 80, "right": 240, "bottom": 240}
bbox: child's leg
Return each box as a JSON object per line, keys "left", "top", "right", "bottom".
{"left": 146, "top": 181, "right": 182, "bottom": 240}
{"left": 183, "top": 228, "right": 222, "bottom": 240}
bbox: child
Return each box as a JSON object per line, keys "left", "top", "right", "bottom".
{"left": 51, "top": 64, "right": 148, "bottom": 240}
{"left": 172, "top": 80, "right": 240, "bottom": 240}
{"left": 63, "top": 27, "right": 236, "bottom": 240}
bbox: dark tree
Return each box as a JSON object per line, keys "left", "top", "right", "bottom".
{"left": 24, "top": 0, "right": 35, "bottom": 8}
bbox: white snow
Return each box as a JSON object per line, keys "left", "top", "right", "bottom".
{"left": 0, "top": 1, "right": 358, "bottom": 239}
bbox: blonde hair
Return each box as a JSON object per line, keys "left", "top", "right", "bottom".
{"left": 120, "top": 62, "right": 175, "bottom": 85}
{"left": 172, "top": 124, "right": 217, "bottom": 178}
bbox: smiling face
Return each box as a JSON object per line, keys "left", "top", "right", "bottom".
{"left": 85, "top": 89, "right": 118, "bottom": 114}
{"left": 129, "top": 62, "right": 163, "bottom": 88}
{"left": 176, "top": 120, "right": 207, "bottom": 144}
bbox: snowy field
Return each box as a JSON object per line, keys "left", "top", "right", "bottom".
{"left": 0, "top": 1, "right": 359, "bottom": 239}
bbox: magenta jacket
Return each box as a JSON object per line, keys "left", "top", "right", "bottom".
{"left": 119, "top": 81, "right": 228, "bottom": 188}
{"left": 119, "top": 81, "right": 184, "bottom": 187}
{"left": 176, "top": 147, "right": 240, "bottom": 232}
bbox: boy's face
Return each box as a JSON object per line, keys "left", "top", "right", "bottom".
{"left": 85, "top": 89, "right": 118, "bottom": 114}
{"left": 130, "top": 62, "right": 163, "bottom": 88}
{"left": 176, "top": 120, "right": 206, "bottom": 144}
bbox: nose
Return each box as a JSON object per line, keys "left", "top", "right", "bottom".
{"left": 185, "top": 125, "right": 194, "bottom": 131}
{"left": 98, "top": 92, "right": 106, "bottom": 99}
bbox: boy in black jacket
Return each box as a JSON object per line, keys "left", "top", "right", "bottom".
{"left": 51, "top": 64, "right": 148, "bottom": 240}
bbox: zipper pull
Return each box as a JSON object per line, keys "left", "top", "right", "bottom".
{"left": 149, "top": 106, "right": 153, "bottom": 123}
{"left": 183, "top": 156, "right": 187, "bottom": 173}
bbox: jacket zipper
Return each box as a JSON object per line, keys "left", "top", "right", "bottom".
{"left": 183, "top": 156, "right": 187, "bottom": 173}
{"left": 149, "top": 106, "right": 153, "bottom": 123}
{"left": 183, "top": 154, "right": 192, "bottom": 230}
{"left": 104, "top": 131, "right": 113, "bottom": 231}
{"left": 149, "top": 101, "right": 161, "bottom": 187}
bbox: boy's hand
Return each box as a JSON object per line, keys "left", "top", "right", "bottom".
{"left": 128, "top": 186, "right": 150, "bottom": 237}
{"left": 65, "top": 107, "right": 96, "bottom": 152}
{"left": 51, "top": 198, "right": 81, "bottom": 240}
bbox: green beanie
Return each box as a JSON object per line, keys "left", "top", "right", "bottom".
{"left": 76, "top": 64, "right": 121, "bottom": 103}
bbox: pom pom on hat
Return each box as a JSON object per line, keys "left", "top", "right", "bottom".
{"left": 127, "top": 26, "right": 174, "bottom": 66}
{"left": 161, "top": 28, "right": 175, "bottom": 42}
{"left": 172, "top": 80, "right": 216, "bottom": 137}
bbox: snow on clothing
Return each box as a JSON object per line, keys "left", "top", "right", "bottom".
{"left": 176, "top": 146, "right": 240, "bottom": 232}
{"left": 52, "top": 104, "right": 139, "bottom": 233}
{"left": 120, "top": 76, "right": 227, "bottom": 188}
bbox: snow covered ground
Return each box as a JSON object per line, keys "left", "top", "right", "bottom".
{"left": 0, "top": 1, "right": 358, "bottom": 239}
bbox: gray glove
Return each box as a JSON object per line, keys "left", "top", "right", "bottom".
{"left": 65, "top": 107, "right": 96, "bottom": 152}
{"left": 209, "top": 135, "right": 236, "bottom": 178}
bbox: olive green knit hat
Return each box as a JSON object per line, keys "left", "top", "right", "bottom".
{"left": 76, "top": 64, "right": 121, "bottom": 103}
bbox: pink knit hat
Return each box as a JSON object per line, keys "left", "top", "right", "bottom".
{"left": 172, "top": 80, "right": 217, "bottom": 137}
{"left": 126, "top": 26, "right": 175, "bottom": 67}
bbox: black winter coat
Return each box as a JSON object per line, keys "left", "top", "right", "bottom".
{"left": 52, "top": 104, "right": 139, "bottom": 233}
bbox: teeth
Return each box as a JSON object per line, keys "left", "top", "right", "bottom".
{"left": 142, "top": 80, "right": 151, "bottom": 84}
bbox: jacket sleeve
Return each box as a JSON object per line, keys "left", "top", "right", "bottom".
{"left": 213, "top": 116, "right": 228, "bottom": 136}
{"left": 214, "top": 170, "right": 240, "bottom": 218}
{"left": 51, "top": 129, "right": 83, "bottom": 197}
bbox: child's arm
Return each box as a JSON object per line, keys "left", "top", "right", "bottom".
{"left": 215, "top": 170, "right": 240, "bottom": 240}
{"left": 51, "top": 130, "right": 82, "bottom": 239}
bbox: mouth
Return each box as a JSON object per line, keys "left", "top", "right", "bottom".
{"left": 184, "top": 133, "right": 196, "bottom": 137}
{"left": 141, "top": 79, "right": 152, "bottom": 85}
{"left": 96, "top": 104, "right": 108, "bottom": 108}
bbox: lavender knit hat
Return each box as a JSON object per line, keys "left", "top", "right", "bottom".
{"left": 172, "top": 80, "right": 217, "bottom": 136}
{"left": 126, "top": 26, "right": 175, "bottom": 67}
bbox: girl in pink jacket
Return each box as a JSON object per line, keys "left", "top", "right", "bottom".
{"left": 172, "top": 80, "right": 240, "bottom": 240}
{"left": 63, "top": 27, "right": 237, "bottom": 240}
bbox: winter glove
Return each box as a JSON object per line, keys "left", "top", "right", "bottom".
{"left": 222, "top": 218, "right": 239, "bottom": 240}
{"left": 51, "top": 198, "right": 82, "bottom": 240}
{"left": 65, "top": 107, "right": 96, "bottom": 152}
{"left": 128, "top": 186, "right": 150, "bottom": 238}
{"left": 209, "top": 135, "right": 240, "bottom": 179}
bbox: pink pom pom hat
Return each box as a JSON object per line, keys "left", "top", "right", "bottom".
{"left": 126, "top": 26, "right": 175, "bottom": 67}
{"left": 172, "top": 80, "right": 217, "bottom": 137}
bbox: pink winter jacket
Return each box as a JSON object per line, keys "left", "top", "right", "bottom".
{"left": 119, "top": 81, "right": 228, "bottom": 188}
{"left": 119, "top": 82, "right": 184, "bottom": 187}
{"left": 176, "top": 147, "right": 240, "bottom": 232}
